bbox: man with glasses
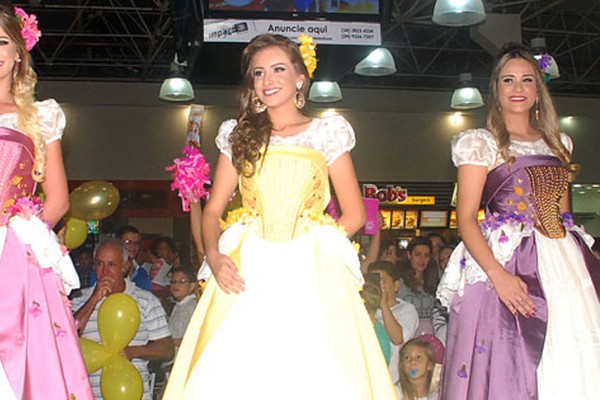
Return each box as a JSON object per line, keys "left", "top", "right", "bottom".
{"left": 117, "top": 225, "right": 152, "bottom": 291}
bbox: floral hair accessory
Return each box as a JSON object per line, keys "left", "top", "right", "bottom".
{"left": 298, "top": 33, "right": 317, "bottom": 79}
{"left": 165, "top": 144, "right": 211, "bottom": 212}
{"left": 536, "top": 53, "right": 559, "bottom": 83}
{"left": 15, "top": 7, "right": 41, "bottom": 51}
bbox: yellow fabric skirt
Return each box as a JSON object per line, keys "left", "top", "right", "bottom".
{"left": 163, "top": 223, "right": 397, "bottom": 400}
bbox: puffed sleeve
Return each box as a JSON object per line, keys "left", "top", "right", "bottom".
{"left": 36, "top": 99, "right": 66, "bottom": 144}
{"left": 451, "top": 128, "right": 498, "bottom": 168}
{"left": 214, "top": 119, "right": 238, "bottom": 159}
{"left": 560, "top": 132, "right": 573, "bottom": 155}
{"left": 320, "top": 115, "right": 356, "bottom": 165}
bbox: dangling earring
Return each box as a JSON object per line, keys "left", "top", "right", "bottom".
{"left": 251, "top": 93, "right": 267, "bottom": 113}
{"left": 535, "top": 98, "right": 540, "bottom": 121}
{"left": 294, "top": 82, "right": 305, "bottom": 109}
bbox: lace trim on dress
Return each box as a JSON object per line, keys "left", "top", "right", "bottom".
{"left": 215, "top": 115, "right": 356, "bottom": 165}
{"left": 451, "top": 128, "right": 573, "bottom": 170}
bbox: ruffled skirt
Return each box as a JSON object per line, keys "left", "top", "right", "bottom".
{"left": 164, "top": 223, "right": 397, "bottom": 400}
{"left": 0, "top": 222, "right": 92, "bottom": 400}
{"left": 439, "top": 228, "right": 600, "bottom": 400}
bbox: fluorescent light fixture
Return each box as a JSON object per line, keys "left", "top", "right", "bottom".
{"left": 450, "top": 73, "right": 484, "bottom": 109}
{"left": 432, "top": 0, "right": 486, "bottom": 27}
{"left": 159, "top": 57, "right": 195, "bottom": 102}
{"left": 308, "top": 81, "right": 343, "bottom": 103}
{"left": 354, "top": 48, "right": 396, "bottom": 77}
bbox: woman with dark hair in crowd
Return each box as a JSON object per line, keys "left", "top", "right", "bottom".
{"left": 399, "top": 236, "right": 440, "bottom": 336}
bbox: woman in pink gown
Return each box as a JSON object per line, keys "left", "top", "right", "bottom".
{"left": 0, "top": 4, "right": 92, "bottom": 399}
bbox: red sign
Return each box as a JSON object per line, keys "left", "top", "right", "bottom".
{"left": 363, "top": 184, "right": 408, "bottom": 204}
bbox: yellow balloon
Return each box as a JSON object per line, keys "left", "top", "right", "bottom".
{"left": 100, "top": 355, "right": 143, "bottom": 400}
{"left": 98, "top": 293, "right": 141, "bottom": 352}
{"left": 69, "top": 180, "right": 120, "bottom": 220}
{"left": 80, "top": 337, "right": 112, "bottom": 374}
{"left": 64, "top": 217, "right": 88, "bottom": 249}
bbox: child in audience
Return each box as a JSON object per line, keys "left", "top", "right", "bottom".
{"left": 168, "top": 268, "right": 198, "bottom": 349}
{"left": 360, "top": 273, "right": 392, "bottom": 364}
{"left": 368, "top": 260, "right": 419, "bottom": 383}
{"left": 396, "top": 338, "right": 439, "bottom": 400}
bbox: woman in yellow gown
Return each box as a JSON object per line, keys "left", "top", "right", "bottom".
{"left": 163, "top": 33, "right": 397, "bottom": 400}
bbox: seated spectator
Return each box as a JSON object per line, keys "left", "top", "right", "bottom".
{"left": 360, "top": 272, "right": 392, "bottom": 364}
{"left": 398, "top": 237, "right": 440, "bottom": 336}
{"left": 150, "top": 236, "right": 178, "bottom": 299}
{"left": 168, "top": 268, "right": 198, "bottom": 350}
{"left": 368, "top": 260, "right": 419, "bottom": 384}
{"left": 72, "top": 238, "right": 174, "bottom": 400}
{"left": 117, "top": 225, "right": 152, "bottom": 291}
{"left": 395, "top": 337, "right": 442, "bottom": 400}
{"left": 73, "top": 247, "right": 96, "bottom": 288}
{"left": 438, "top": 245, "right": 455, "bottom": 272}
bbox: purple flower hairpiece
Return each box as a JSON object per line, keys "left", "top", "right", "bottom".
{"left": 536, "top": 53, "right": 554, "bottom": 83}
{"left": 14, "top": 7, "right": 41, "bottom": 51}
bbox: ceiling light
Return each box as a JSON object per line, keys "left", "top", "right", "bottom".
{"left": 159, "top": 57, "right": 194, "bottom": 102}
{"left": 432, "top": 0, "right": 486, "bottom": 27}
{"left": 308, "top": 81, "right": 343, "bottom": 103}
{"left": 354, "top": 48, "right": 396, "bottom": 77}
{"left": 451, "top": 73, "right": 484, "bottom": 109}
{"left": 530, "top": 37, "right": 560, "bottom": 80}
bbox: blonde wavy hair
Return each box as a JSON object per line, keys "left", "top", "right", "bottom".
{"left": 487, "top": 43, "right": 570, "bottom": 165}
{"left": 231, "top": 34, "right": 310, "bottom": 177}
{"left": 0, "top": 4, "right": 44, "bottom": 182}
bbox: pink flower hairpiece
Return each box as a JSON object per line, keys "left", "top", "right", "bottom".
{"left": 165, "top": 144, "right": 211, "bottom": 212}
{"left": 14, "top": 7, "right": 41, "bottom": 51}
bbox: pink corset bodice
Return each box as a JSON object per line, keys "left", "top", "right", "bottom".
{"left": 0, "top": 127, "right": 36, "bottom": 225}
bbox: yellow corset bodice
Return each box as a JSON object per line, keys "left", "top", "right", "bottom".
{"left": 239, "top": 145, "right": 331, "bottom": 241}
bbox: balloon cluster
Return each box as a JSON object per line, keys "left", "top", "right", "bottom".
{"left": 64, "top": 180, "right": 120, "bottom": 249}
{"left": 80, "top": 293, "right": 143, "bottom": 400}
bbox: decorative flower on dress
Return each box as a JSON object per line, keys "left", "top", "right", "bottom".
{"left": 15, "top": 7, "right": 41, "bottom": 51}
{"left": 9, "top": 196, "right": 43, "bottom": 220}
{"left": 298, "top": 33, "right": 317, "bottom": 79}
{"left": 165, "top": 145, "right": 211, "bottom": 212}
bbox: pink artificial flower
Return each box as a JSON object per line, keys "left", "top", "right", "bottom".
{"left": 9, "top": 196, "right": 43, "bottom": 220}
{"left": 165, "top": 144, "right": 211, "bottom": 212}
{"left": 14, "top": 7, "right": 41, "bottom": 51}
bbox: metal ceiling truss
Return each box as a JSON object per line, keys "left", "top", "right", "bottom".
{"left": 16, "top": 1, "right": 600, "bottom": 97}
{"left": 364, "top": 0, "right": 600, "bottom": 95}
{"left": 20, "top": 0, "right": 174, "bottom": 82}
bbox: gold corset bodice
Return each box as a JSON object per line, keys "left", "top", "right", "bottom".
{"left": 240, "top": 145, "right": 330, "bottom": 241}
{"left": 525, "top": 164, "right": 569, "bottom": 238}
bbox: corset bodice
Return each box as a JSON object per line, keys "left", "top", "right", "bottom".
{"left": 0, "top": 127, "right": 36, "bottom": 225}
{"left": 483, "top": 155, "right": 568, "bottom": 238}
{"left": 239, "top": 145, "right": 330, "bottom": 241}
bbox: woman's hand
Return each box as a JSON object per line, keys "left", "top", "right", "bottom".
{"left": 488, "top": 268, "right": 536, "bottom": 317}
{"left": 207, "top": 253, "right": 245, "bottom": 295}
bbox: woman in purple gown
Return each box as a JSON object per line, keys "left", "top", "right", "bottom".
{"left": 0, "top": 3, "right": 92, "bottom": 399}
{"left": 437, "top": 43, "right": 600, "bottom": 399}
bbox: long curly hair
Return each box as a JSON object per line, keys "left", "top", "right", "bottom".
{"left": 402, "top": 236, "right": 439, "bottom": 295}
{"left": 487, "top": 42, "right": 570, "bottom": 165}
{"left": 0, "top": 3, "right": 43, "bottom": 181}
{"left": 231, "top": 34, "right": 310, "bottom": 177}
